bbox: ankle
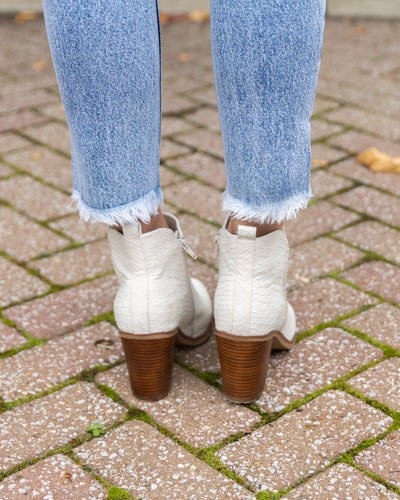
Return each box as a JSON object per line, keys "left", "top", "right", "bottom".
{"left": 111, "top": 210, "right": 169, "bottom": 234}
{"left": 139, "top": 212, "right": 169, "bottom": 233}
{"left": 227, "top": 217, "right": 283, "bottom": 237}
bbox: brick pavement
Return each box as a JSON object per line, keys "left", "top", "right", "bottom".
{"left": 0, "top": 14, "right": 400, "bottom": 500}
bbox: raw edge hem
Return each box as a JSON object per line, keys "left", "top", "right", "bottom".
{"left": 71, "top": 187, "right": 164, "bottom": 225}
{"left": 222, "top": 190, "right": 313, "bottom": 224}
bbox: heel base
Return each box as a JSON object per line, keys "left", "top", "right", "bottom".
{"left": 120, "top": 331, "right": 176, "bottom": 401}
{"left": 216, "top": 331, "right": 272, "bottom": 404}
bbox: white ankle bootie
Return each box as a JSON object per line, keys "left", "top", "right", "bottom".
{"left": 107, "top": 213, "right": 212, "bottom": 400}
{"left": 214, "top": 217, "right": 296, "bottom": 403}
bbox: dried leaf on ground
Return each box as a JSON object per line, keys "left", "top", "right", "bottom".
{"left": 187, "top": 10, "right": 210, "bottom": 22}
{"left": 352, "top": 25, "right": 367, "bottom": 35}
{"left": 30, "top": 151, "right": 43, "bottom": 161}
{"left": 32, "top": 60, "right": 48, "bottom": 72}
{"left": 14, "top": 11, "right": 39, "bottom": 24}
{"left": 178, "top": 53, "right": 191, "bottom": 62}
{"left": 159, "top": 11, "right": 209, "bottom": 25}
{"left": 357, "top": 147, "right": 400, "bottom": 173}
{"left": 159, "top": 13, "right": 172, "bottom": 25}
{"left": 311, "top": 159, "right": 329, "bottom": 167}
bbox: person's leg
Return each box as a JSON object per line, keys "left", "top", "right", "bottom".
{"left": 42, "top": 0, "right": 163, "bottom": 225}
{"left": 43, "top": 0, "right": 212, "bottom": 400}
{"left": 211, "top": 0, "right": 326, "bottom": 402}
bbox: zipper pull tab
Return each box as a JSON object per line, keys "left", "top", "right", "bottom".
{"left": 180, "top": 238, "right": 197, "bottom": 260}
{"left": 214, "top": 234, "right": 219, "bottom": 260}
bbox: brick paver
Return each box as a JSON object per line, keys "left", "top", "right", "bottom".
{"left": 27, "top": 239, "right": 112, "bottom": 286}
{"left": 340, "top": 261, "right": 400, "bottom": 304}
{"left": 342, "top": 303, "right": 400, "bottom": 349}
{"left": 331, "top": 158, "right": 400, "bottom": 197}
{"left": 326, "top": 106, "right": 400, "bottom": 141}
{"left": 216, "top": 390, "right": 392, "bottom": 492}
{"left": 310, "top": 169, "right": 353, "bottom": 197}
{"left": 3, "top": 275, "right": 118, "bottom": 339}
{"left": 4, "top": 146, "right": 73, "bottom": 191}
{"left": 22, "top": 121, "right": 71, "bottom": 155}
{"left": 288, "top": 278, "right": 377, "bottom": 333}
{"left": 0, "top": 132, "right": 31, "bottom": 153}
{"left": 164, "top": 179, "right": 224, "bottom": 224}
{"left": 310, "top": 119, "right": 343, "bottom": 142}
{"left": 348, "top": 358, "right": 400, "bottom": 411}
{"left": 0, "top": 454, "right": 107, "bottom": 499}
{"left": 0, "top": 256, "right": 49, "bottom": 307}
{"left": 0, "top": 175, "right": 74, "bottom": 221}
{"left": 0, "top": 322, "right": 123, "bottom": 401}
{"left": 333, "top": 185, "right": 400, "bottom": 228}
{"left": 329, "top": 130, "right": 400, "bottom": 157}
{"left": 0, "top": 322, "right": 25, "bottom": 353}
{"left": 335, "top": 221, "right": 400, "bottom": 265}
{"left": 284, "top": 200, "right": 359, "bottom": 247}
{"left": 0, "top": 206, "right": 69, "bottom": 261}
{"left": 287, "top": 237, "right": 363, "bottom": 290}
{"left": 1, "top": 14, "right": 400, "bottom": 498}
{"left": 0, "top": 162, "right": 13, "bottom": 177}
{"left": 75, "top": 420, "right": 255, "bottom": 500}
{"left": 0, "top": 382, "right": 126, "bottom": 472}
{"left": 282, "top": 463, "right": 400, "bottom": 499}
{"left": 96, "top": 363, "right": 260, "bottom": 448}
{"left": 177, "top": 128, "right": 224, "bottom": 158}
{"left": 257, "top": 328, "right": 382, "bottom": 412}
{"left": 355, "top": 431, "right": 400, "bottom": 490}
{"left": 169, "top": 152, "right": 226, "bottom": 190}
{"left": 311, "top": 142, "right": 347, "bottom": 165}
{"left": 49, "top": 214, "right": 107, "bottom": 244}
{"left": 160, "top": 138, "right": 191, "bottom": 160}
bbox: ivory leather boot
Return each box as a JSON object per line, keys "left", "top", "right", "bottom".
{"left": 108, "top": 213, "right": 213, "bottom": 401}
{"left": 214, "top": 218, "right": 296, "bottom": 403}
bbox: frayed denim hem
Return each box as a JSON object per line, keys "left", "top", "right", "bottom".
{"left": 222, "top": 190, "right": 312, "bottom": 224}
{"left": 71, "top": 187, "right": 163, "bottom": 225}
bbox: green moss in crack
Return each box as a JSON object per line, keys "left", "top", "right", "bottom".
{"left": 84, "top": 311, "right": 116, "bottom": 327}
{"left": 97, "top": 384, "right": 129, "bottom": 407}
{"left": 174, "top": 358, "right": 221, "bottom": 387}
{"left": 107, "top": 486, "right": 134, "bottom": 500}
{"left": 3, "top": 378, "right": 79, "bottom": 412}
{"left": 351, "top": 463, "right": 400, "bottom": 495}
{"left": 339, "top": 323, "right": 400, "bottom": 357}
{"left": 195, "top": 450, "right": 251, "bottom": 489}
{"left": 126, "top": 407, "right": 152, "bottom": 422}
{"left": 342, "top": 384, "right": 400, "bottom": 423}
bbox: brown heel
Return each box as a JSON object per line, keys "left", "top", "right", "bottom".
{"left": 120, "top": 331, "right": 176, "bottom": 401}
{"left": 216, "top": 332, "right": 273, "bottom": 404}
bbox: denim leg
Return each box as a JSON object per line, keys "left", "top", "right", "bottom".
{"left": 42, "top": 0, "right": 162, "bottom": 224}
{"left": 211, "top": 0, "right": 326, "bottom": 223}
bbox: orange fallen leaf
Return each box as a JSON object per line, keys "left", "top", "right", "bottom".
{"left": 357, "top": 147, "right": 400, "bottom": 173}
{"left": 187, "top": 10, "right": 210, "bottom": 22}
{"left": 159, "top": 13, "right": 171, "bottom": 25}
{"left": 311, "top": 158, "right": 329, "bottom": 167}
{"left": 178, "top": 53, "right": 191, "bottom": 62}
{"left": 352, "top": 25, "right": 367, "bottom": 35}
{"left": 32, "top": 60, "right": 48, "bottom": 72}
{"left": 14, "top": 11, "right": 39, "bottom": 24}
{"left": 30, "top": 151, "right": 43, "bottom": 161}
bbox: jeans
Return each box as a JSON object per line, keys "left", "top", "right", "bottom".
{"left": 42, "top": 0, "right": 326, "bottom": 225}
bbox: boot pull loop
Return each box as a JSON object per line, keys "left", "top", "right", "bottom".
{"left": 237, "top": 225, "right": 257, "bottom": 239}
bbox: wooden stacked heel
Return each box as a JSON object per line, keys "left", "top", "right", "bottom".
{"left": 120, "top": 331, "right": 176, "bottom": 401}
{"left": 216, "top": 332, "right": 273, "bottom": 403}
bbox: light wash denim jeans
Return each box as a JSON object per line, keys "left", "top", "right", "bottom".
{"left": 42, "top": 0, "right": 326, "bottom": 225}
